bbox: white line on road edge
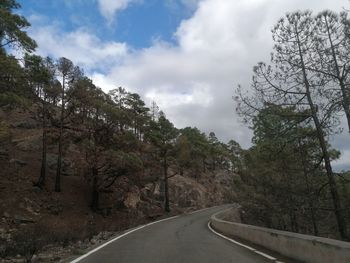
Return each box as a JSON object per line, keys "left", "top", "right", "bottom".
{"left": 70, "top": 215, "right": 179, "bottom": 263}
{"left": 207, "top": 222, "right": 284, "bottom": 263}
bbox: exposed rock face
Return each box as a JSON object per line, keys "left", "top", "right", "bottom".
{"left": 132, "top": 170, "right": 236, "bottom": 213}
{"left": 168, "top": 171, "right": 236, "bottom": 209}
{"left": 169, "top": 175, "right": 208, "bottom": 208}
{"left": 123, "top": 187, "right": 141, "bottom": 209}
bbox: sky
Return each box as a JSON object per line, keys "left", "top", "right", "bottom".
{"left": 18, "top": 0, "right": 350, "bottom": 171}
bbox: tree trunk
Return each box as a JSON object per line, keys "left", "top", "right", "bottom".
{"left": 36, "top": 94, "right": 47, "bottom": 188}
{"left": 163, "top": 154, "right": 170, "bottom": 213}
{"left": 91, "top": 168, "right": 99, "bottom": 211}
{"left": 302, "top": 162, "right": 319, "bottom": 236}
{"left": 55, "top": 76, "right": 65, "bottom": 192}
{"left": 298, "top": 139, "right": 319, "bottom": 236}
{"left": 296, "top": 28, "right": 348, "bottom": 240}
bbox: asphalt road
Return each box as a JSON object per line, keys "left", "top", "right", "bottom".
{"left": 71, "top": 205, "right": 273, "bottom": 263}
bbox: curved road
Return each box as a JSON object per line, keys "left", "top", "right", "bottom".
{"left": 71, "top": 205, "right": 273, "bottom": 263}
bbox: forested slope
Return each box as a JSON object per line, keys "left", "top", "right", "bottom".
{"left": 0, "top": 1, "right": 240, "bottom": 261}
{"left": 1, "top": 1, "right": 350, "bottom": 262}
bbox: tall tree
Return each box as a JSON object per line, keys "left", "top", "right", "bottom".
{"left": 125, "top": 92, "right": 150, "bottom": 140}
{"left": 108, "top": 87, "right": 130, "bottom": 132}
{"left": 237, "top": 11, "right": 348, "bottom": 240}
{"left": 226, "top": 139, "right": 243, "bottom": 173}
{"left": 239, "top": 104, "right": 332, "bottom": 234}
{"left": 176, "top": 135, "right": 191, "bottom": 175}
{"left": 150, "top": 100, "right": 160, "bottom": 121}
{"left": 145, "top": 112, "right": 178, "bottom": 212}
{"left": 24, "top": 54, "right": 56, "bottom": 188}
{"left": 77, "top": 84, "right": 142, "bottom": 211}
{"left": 55, "top": 57, "right": 82, "bottom": 192}
{"left": 180, "top": 127, "right": 209, "bottom": 172}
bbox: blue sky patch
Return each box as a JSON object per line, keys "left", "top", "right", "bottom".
{"left": 18, "top": 0, "right": 195, "bottom": 48}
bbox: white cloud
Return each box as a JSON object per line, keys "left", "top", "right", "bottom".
{"left": 28, "top": 0, "right": 350, "bottom": 170}
{"left": 29, "top": 25, "right": 128, "bottom": 72}
{"left": 97, "top": 0, "right": 138, "bottom": 23}
{"left": 92, "top": 0, "right": 348, "bottom": 150}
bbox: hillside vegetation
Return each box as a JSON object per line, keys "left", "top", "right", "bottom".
{"left": 1, "top": 1, "right": 350, "bottom": 262}
{"left": 0, "top": 1, "right": 239, "bottom": 261}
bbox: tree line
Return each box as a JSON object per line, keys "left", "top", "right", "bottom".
{"left": 236, "top": 10, "right": 350, "bottom": 240}
{"left": 0, "top": 0, "right": 242, "bottom": 213}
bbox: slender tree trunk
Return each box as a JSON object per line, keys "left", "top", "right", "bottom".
{"left": 298, "top": 139, "right": 319, "bottom": 236}
{"left": 309, "top": 198, "right": 319, "bottom": 236}
{"left": 163, "top": 153, "right": 170, "bottom": 212}
{"left": 302, "top": 161, "right": 319, "bottom": 236}
{"left": 296, "top": 29, "right": 348, "bottom": 240}
{"left": 308, "top": 106, "right": 347, "bottom": 239}
{"left": 36, "top": 94, "right": 47, "bottom": 188}
{"left": 91, "top": 167, "right": 99, "bottom": 211}
{"left": 282, "top": 160, "right": 298, "bottom": 232}
{"left": 55, "top": 76, "right": 65, "bottom": 192}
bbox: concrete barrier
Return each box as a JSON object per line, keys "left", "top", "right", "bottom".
{"left": 210, "top": 207, "right": 350, "bottom": 263}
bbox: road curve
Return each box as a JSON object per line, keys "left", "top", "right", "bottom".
{"left": 71, "top": 205, "right": 272, "bottom": 263}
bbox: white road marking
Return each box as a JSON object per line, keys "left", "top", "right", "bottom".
{"left": 207, "top": 222, "right": 284, "bottom": 263}
{"left": 70, "top": 215, "right": 179, "bottom": 263}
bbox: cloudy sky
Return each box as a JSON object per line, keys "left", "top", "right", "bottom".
{"left": 18, "top": 0, "right": 350, "bottom": 170}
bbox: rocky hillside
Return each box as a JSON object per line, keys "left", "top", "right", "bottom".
{"left": 0, "top": 108, "right": 237, "bottom": 262}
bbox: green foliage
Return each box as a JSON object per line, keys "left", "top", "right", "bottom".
{"left": 0, "top": 0, "right": 37, "bottom": 52}
{"left": 0, "top": 1, "right": 242, "bottom": 215}
{"left": 237, "top": 104, "right": 345, "bottom": 236}
{"left": 108, "top": 150, "right": 143, "bottom": 172}
{"left": 145, "top": 113, "right": 178, "bottom": 152}
{"left": 0, "top": 51, "right": 32, "bottom": 109}
{"left": 0, "top": 91, "right": 30, "bottom": 109}
{"left": 178, "top": 127, "right": 209, "bottom": 169}
{"left": 176, "top": 135, "right": 192, "bottom": 169}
